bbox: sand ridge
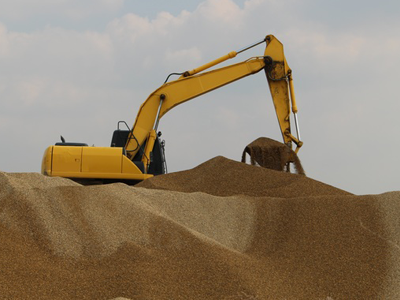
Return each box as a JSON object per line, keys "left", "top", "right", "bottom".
{"left": 137, "top": 156, "right": 350, "bottom": 197}
{"left": 0, "top": 158, "right": 400, "bottom": 299}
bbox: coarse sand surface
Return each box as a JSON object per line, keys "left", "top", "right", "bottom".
{"left": 1, "top": 156, "right": 400, "bottom": 299}
{"left": 137, "top": 156, "right": 348, "bottom": 197}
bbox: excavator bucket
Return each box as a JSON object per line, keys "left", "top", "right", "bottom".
{"left": 241, "top": 137, "right": 305, "bottom": 175}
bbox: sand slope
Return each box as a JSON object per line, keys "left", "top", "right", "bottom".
{"left": 1, "top": 157, "right": 400, "bottom": 299}
{"left": 137, "top": 156, "right": 350, "bottom": 197}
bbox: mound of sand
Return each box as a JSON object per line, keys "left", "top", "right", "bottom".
{"left": 137, "top": 156, "right": 349, "bottom": 197}
{"left": 1, "top": 158, "right": 400, "bottom": 299}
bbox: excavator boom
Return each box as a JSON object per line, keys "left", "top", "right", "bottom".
{"left": 127, "top": 35, "right": 301, "bottom": 162}
{"left": 126, "top": 56, "right": 266, "bottom": 160}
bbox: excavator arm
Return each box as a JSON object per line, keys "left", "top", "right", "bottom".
{"left": 126, "top": 35, "right": 302, "bottom": 170}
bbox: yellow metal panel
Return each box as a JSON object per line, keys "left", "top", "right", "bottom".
{"left": 41, "top": 146, "right": 53, "bottom": 175}
{"left": 121, "top": 155, "right": 143, "bottom": 175}
{"left": 48, "top": 146, "right": 149, "bottom": 180}
{"left": 81, "top": 147, "right": 122, "bottom": 174}
{"left": 264, "top": 35, "right": 292, "bottom": 145}
{"left": 52, "top": 146, "right": 82, "bottom": 173}
{"left": 142, "top": 130, "right": 157, "bottom": 171}
{"left": 51, "top": 170, "right": 152, "bottom": 180}
{"left": 185, "top": 51, "right": 237, "bottom": 76}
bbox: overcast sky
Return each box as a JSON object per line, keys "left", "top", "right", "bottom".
{"left": 0, "top": 0, "right": 399, "bottom": 195}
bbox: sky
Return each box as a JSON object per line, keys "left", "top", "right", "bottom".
{"left": 0, "top": 0, "right": 399, "bottom": 195}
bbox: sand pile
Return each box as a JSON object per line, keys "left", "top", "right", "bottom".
{"left": 1, "top": 159, "right": 400, "bottom": 299}
{"left": 137, "top": 156, "right": 349, "bottom": 197}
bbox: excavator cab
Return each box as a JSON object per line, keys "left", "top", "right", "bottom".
{"left": 110, "top": 121, "right": 166, "bottom": 176}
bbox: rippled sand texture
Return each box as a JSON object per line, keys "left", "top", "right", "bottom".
{"left": 1, "top": 156, "right": 400, "bottom": 299}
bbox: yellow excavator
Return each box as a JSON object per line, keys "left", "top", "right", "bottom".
{"left": 41, "top": 34, "right": 303, "bottom": 182}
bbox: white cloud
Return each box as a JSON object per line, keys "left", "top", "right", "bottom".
{"left": 197, "top": 0, "right": 243, "bottom": 24}
{"left": 287, "top": 30, "right": 367, "bottom": 63}
{"left": 107, "top": 14, "right": 151, "bottom": 43}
